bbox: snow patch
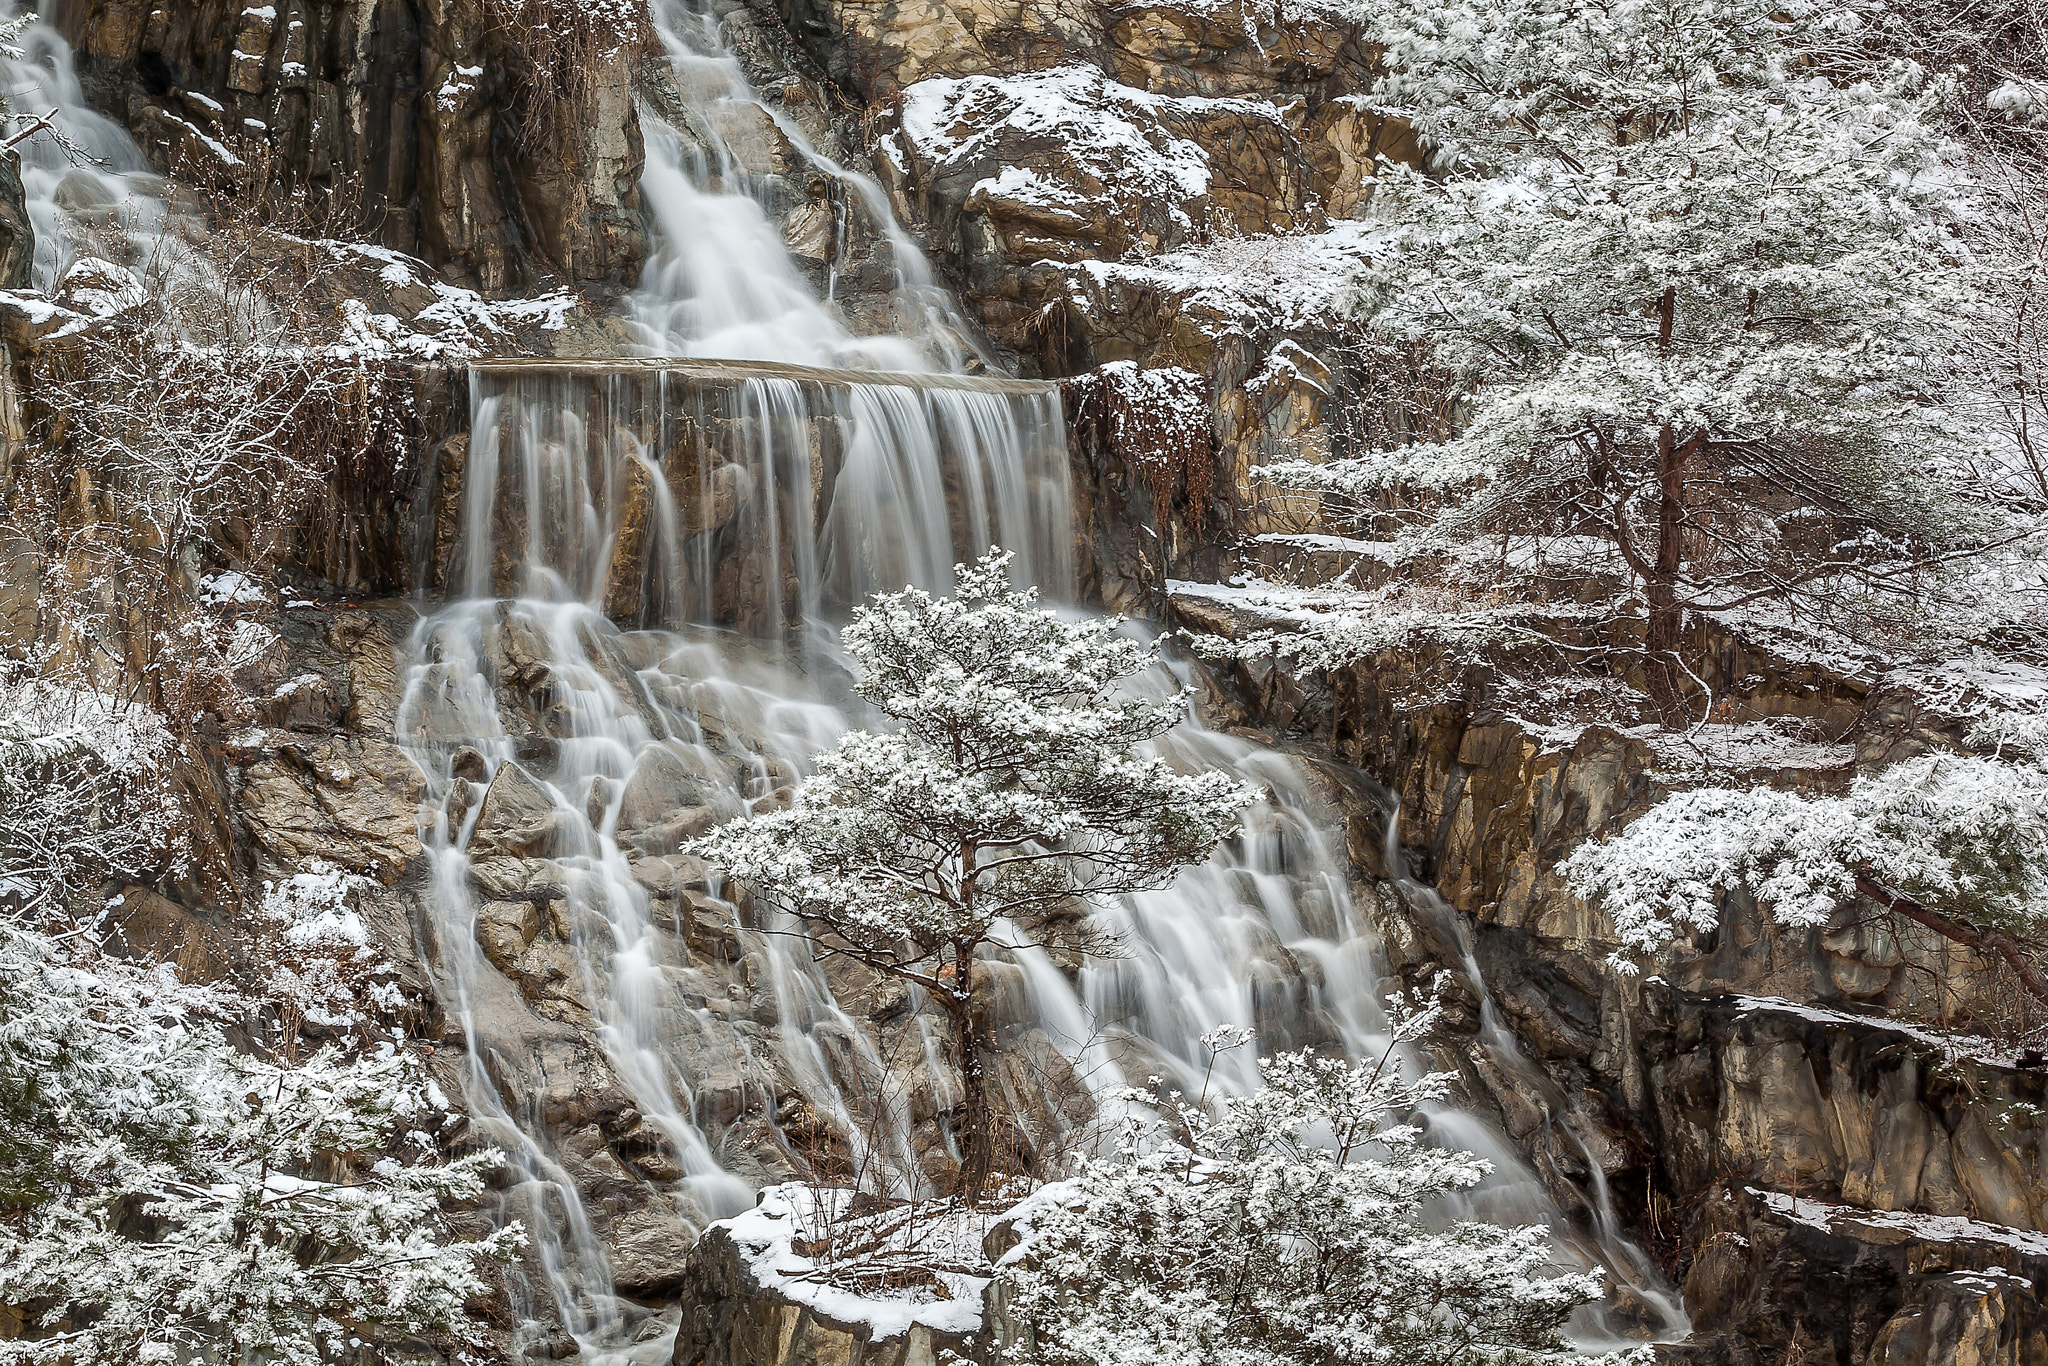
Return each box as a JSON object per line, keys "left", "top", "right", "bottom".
{"left": 199, "top": 569, "right": 272, "bottom": 608}
{"left": 1754, "top": 1188, "right": 2048, "bottom": 1256}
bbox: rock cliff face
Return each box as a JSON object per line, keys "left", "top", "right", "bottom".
{"left": 16, "top": 0, "right": 2048, "bottom": 1362}
{"left": 59, "top": 0, "right": 648, "bottom": 292}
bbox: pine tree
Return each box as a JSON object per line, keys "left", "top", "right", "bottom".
{"left": 0, "top": 919, "right": 522, "bottom": 1365}
{"left": 1265, "top": 0, "right": 1999, "bottom": 721}
{"left": 995, "top": 1016, "right": 1638, "bottom": 1366}
{"left": 691, "top": 549, "right": 1253, "bottom": 1203}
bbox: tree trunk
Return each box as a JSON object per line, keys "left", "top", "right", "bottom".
{"left": 1645, "top": 420, "right": 1688, "bottom": 725}
{"left": 947, "top": 943, "right": 995, "bottom": 1205}
{"left": 1645, "top": 283, "right": 1688, "bottom": 726}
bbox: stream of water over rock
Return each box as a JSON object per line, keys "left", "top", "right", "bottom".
{"left": 3, "top": 0, "right": 1687, "bottom": 1354}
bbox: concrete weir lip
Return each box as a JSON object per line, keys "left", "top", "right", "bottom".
{"left": 467, "top": 355, "right": 1060, "bottom": 396}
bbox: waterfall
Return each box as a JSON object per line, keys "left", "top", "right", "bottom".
{"left": 1, "top": 0, "right": 1689, "bottom": 1352}
{"left": 0, "top": 6, "right": 182, "bottom": 288}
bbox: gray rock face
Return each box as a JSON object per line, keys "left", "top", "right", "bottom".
{"left": 1669, "top": 1184, "right": 2048, "bottom": 1366}
{"left": 672, "top": 1225, "right": 987, "bottom": 1366}
{"left": 58, "top": 0, "right": 646, "bottom": 292}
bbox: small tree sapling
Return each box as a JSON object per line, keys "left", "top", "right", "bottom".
{"left": 996, "top": 1010, "right": 1636, "bottom": 1366}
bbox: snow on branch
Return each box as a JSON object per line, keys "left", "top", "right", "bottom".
{"left": 1564, "top": 743, "right": 2048, "bottom": 982}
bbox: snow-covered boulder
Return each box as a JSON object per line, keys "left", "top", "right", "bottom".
{"left": 671, "top": 1185, "right": 995, "bottom": 1366}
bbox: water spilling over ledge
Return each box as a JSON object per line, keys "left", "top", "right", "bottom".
{"left": 468, "top": 356, "right": 1059, "bottom": 397}
{"left": 418, "top": 360, "right": 1074, "bottom": 637}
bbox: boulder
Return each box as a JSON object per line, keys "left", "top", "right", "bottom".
{"left": 475, "top": 899, "right": 543, "bottom": 973}
{"left": 469, "top": 762, "right": 567, "bottom": 858}
{"left": 609, "top": 1202, "right": 699, "bottom": 1302}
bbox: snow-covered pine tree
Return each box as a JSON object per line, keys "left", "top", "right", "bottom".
{"left": 995, "top": 1014, "right": 1641, "bottom": 1366}
{"left": 1267, "top": 0, "right": 1998, "bottom": 721}
{"left": 0, "top": 918, "right": 523, "bottom": 1366}
{"left": 1564, "top": 713, "right": 2048, "bottom": 1003}
{"left": 690, "top": 548, "right": 1254, "bottom": 1203}
{"left": 0, "top": 676, "right": 520, "bottom": 1363}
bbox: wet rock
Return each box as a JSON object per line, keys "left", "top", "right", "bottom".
{"left": 0, "top": 149, "right": 31, "bottom": 288}
{"left": 470, "top": 762, "right": 568, "bottom": 858}
{"left": 523, "top": 1329, "right": 580, "bottom": 1361}
{"left": 476, "top": 899, "right": 543, "bottom": 973}
{"left": 619, "top": 745, "right": 720, "bottom": 830}
{"left": 607, "top": 1199, "right": 699, "bottom": 1298}
{"left": 620, "top": 806, "right": 721, "bottom": 858}
{"left": 468, "top": 855, "right": 566, "bottom": 903}
{"left": 506, "top": 940, "right": 596, "bottom": 1025}
{"left": 402, "top": 663, "right": 500, "bottom": 746}
{"left": 614, "top": 1121, "right": 687, "bottom": 1184}
{"left": 562, "top": 1124, "right": 641, "bottom": 1203}
{"left": 445, "top": 777, "right": 482, "bottom": 836}
{"left": 630, "top": 854, "right": 714, "bottom": 902}
{"left": 966, "top": 959, "right": 1032, "bottom": 1029}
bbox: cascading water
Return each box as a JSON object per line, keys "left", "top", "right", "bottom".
{"left": 0, "top": 5, "right": 185, "bottom": 289}
{"left": 625, "top": 0, "right": 975, "bottom": 369}
{"left": 0, "top": 0, "right": 1688, "bottom": 1351}
{"left": 1370, "top": 797, "right": 1691, "bottom": 1339}
{"left": 398, "top": 0, "right": 1691, "bottom": 1352}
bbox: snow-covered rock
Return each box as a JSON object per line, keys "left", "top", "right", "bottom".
{"left": 672, "top": 1185, "right": 993, "bottom": 1366}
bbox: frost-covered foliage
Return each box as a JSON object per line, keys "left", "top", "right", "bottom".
{"left": 0, "top": 919, "right": 520, "bottom": 1365}
{"left": 1066, "top": 362, "right": 1215, "bottom": 531}
{"left": 1257, "top": 0, "right": 2018, "bottom": 713}
{"left": 11, "top": 236, "right": 389, "bottom": 729}
{"left": 1865, "top": 0, "right": 2048, "bottom": 508}
{"left": 1564, "top": 730, "right": 2048, "bottom": 984}
{"left": 0, "top": 673, "right": 187, "bottom": 921}
{"left": 997, "top": 1019, "right": 1631, "bottom": 1366}
{"left": 258, "top": 861, "right": 409, "bottom": 1042}
{"left": 714, "top": 1183, "right": 995, "bottom": 1338}
{"left": 693, "top": 549, "right": 1253, "bottom": 1197}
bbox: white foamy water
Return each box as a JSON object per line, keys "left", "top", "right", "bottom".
{"left": 2, "top": 0, "right": 1685, "bottom": 1351}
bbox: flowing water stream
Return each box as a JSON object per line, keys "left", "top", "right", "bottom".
{"left": 4, "top": 0, "right": 1687, "bottom": 1353}
{"left": 0, "top": 7, "right": 194, "bottom": 289}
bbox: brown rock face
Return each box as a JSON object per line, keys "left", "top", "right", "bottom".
{"left": 58, "top": 0, "right": 647, "bottom": 293}
{"left": 0, "top": 151, "right": 31, "bottom": 288}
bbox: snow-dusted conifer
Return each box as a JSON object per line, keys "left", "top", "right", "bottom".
{"left": 1565, "top": 715, "right": 2048, "bottom": 999}
{"left": 691, "top": 549, "right": 1253, "bottom": 1202}
{"left": 996, "top": 1012, "right": 1636, "bottom": 1366}
{"left": 0, "top": 917, "right": 521, "bottom": 1365}
{"left": 1265, "top": 0, "right": 1997, "bottom": 720}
